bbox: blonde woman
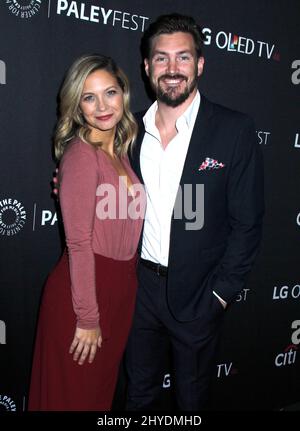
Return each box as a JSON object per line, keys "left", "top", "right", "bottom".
{"left": 28, "top": 54, "right": 145, "bottom": 411}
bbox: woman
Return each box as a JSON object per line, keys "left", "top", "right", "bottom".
{"left": 28, "top": 54, "right": 145, "bottom": 411}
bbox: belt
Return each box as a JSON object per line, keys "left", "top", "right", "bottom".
{"left": 140, "top": 258, "right": 168, "bottom": 276}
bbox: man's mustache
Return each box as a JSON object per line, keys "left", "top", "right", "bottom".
{"left": 158, "top": 74, "right": 187, "bottom": 82}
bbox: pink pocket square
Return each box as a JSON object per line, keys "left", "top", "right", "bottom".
{"left": 198, "top": 157, "right": 225, "bottom": 171}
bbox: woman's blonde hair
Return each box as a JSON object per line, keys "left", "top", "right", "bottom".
{"left": 54, "top": 54, "right": 137, "bottom": 160}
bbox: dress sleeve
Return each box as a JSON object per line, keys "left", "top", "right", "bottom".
{"left": 59, "top": 141, "right": 100, "bottom": 329}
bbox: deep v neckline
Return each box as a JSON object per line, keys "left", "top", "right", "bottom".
{"left": 99, "top": 149, "right": 135, "bottom": 198}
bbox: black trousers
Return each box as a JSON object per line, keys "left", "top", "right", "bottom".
{"left": 125, "top": 262, "right": 224, "bottom": 411}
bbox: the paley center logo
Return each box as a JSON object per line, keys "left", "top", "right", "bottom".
{"left": 0, "top": 198, "right": 27, "bottom": 236}
{"left": 5, "top": 0, "right": 42, "bottom": 19}
{"left": 203, "top": 27, "right": 279, "bottom": 61}
{"left": 0, "top": 394, "right": 16, "bottom": 411}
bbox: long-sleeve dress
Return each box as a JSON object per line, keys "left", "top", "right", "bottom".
{"left": 28, "top": 138, "right": 145, "bottom": 410}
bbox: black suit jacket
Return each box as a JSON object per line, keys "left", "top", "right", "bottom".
{"left": 130, "top": 95, "right": 264, "bottom": 322}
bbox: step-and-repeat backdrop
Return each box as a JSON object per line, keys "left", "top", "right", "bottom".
{"left": 0, "top": 0, "right": 299, "bottom": 412}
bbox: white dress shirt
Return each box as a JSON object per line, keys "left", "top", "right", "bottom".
{"left": 140, "top": 91, "right": 200, "bottom": 266}
{"left": 140, "top": 91, "right": 226, "bottom": 307}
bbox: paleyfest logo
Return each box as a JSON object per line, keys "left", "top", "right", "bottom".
{"left": 56, "top": 1, "right": 149, "bottom": 32}
{"left": 5, "top": 0, "right": 42, "bottom": 19}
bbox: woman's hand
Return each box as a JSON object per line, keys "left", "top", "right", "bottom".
{"left": 52, "top": 168, "right": 59, "bottom": 197}
{"left": 69, "top": 326, "right": 102, "bottom": 365}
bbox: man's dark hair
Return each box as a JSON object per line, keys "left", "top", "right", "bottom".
{"left": 141, "top": 13, "right": 205, "bottom": 59}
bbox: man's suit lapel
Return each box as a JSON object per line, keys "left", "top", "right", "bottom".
{"left": 178, "top": 95, "right": 214, "bottom": 187}
{"left": 129, "top": 111, "right": 145, "bottom": 184}
{"left": 130, "top": 95, "right": 215, "bottom": 187}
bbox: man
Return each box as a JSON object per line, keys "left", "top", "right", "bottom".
{"left": 126, "top": 13, "right": 264, "bottom": 410}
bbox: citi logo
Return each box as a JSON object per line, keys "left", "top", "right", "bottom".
{"left": 202, "top": 27, "right": 278, "bottom": 61}
{"left": 272, "top": 284, "right": 300, "bottom": 300}
{"left": 0, "top": 60, "right": 6, "bottom": 85}
{"left": 275, "top": 345, "right": 297, "bottom": 367}
{"left": 291, "top": 320, "right": 300, "bottom": 345}
{"left": 217, "top": 362, "right": 238, "bottom": 378}
{"left": 0, "top": 320, "right": 6, "bottom": 345}
{"left": 291, "top": 60, "right": 300, "bottom": 85}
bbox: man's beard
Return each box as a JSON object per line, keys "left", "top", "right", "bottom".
{"left": 150, "top": 70, "right": 198, "bottom": 108}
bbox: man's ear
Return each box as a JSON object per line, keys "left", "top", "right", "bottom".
{"left": 197, "top": 56, "right": 205, "bottom": 77}
{"left": 144, "top": 58, "right": 150, "bottom": 77}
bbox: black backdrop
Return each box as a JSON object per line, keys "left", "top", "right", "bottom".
{"left": 0, "top": 0, "right": 300, "bottom": 412}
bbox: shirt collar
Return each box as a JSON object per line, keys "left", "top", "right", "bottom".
{"left": 180, "top": 90, "right": 200, "bottom": 129}
{"left": 143, "top": 90, "right": 201, "bottom": 133}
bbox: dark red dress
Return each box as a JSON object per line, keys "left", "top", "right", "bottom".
{"left": 28, "top": 139, "right": 144, "bottom": 410}
{"left": 28, "top": 251, "right": 137, "bottom": 410}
